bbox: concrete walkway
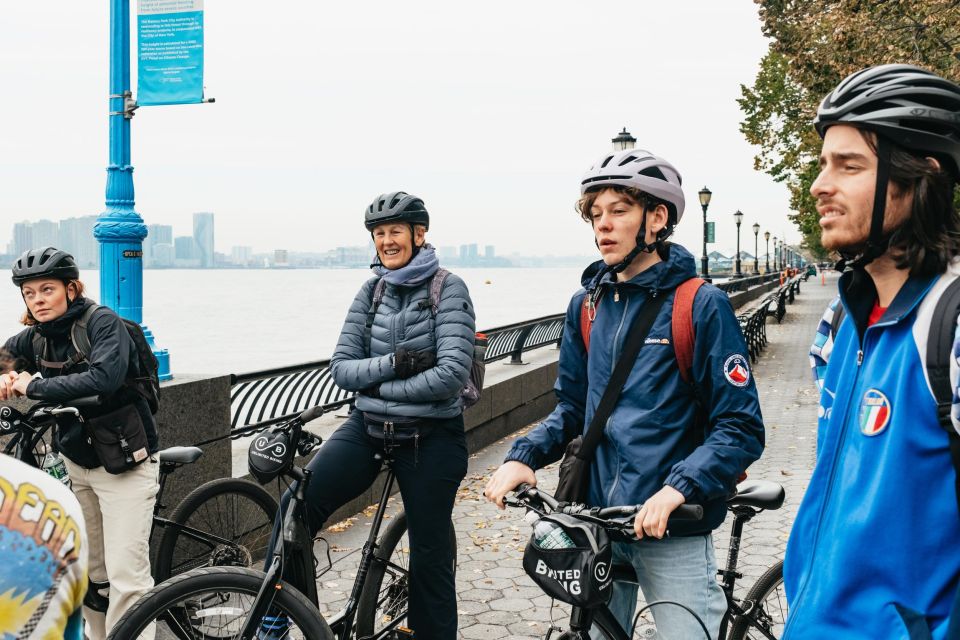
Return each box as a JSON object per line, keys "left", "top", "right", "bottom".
{"left": 304, "top": 272, "right": 840, "bottom": 638}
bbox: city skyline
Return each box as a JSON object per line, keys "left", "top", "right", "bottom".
{"left": 0, "top": 2, "right": 802, "bottom": 261}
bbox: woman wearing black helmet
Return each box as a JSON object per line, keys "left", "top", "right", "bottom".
{"left": 1, "top": 247, "right": 160, "bottom": 640}
{"left": 260, "top": 192, "right": 475, "bottom": 639}
{"left": 784, "top": 65, "right": 960, "bottom": 639}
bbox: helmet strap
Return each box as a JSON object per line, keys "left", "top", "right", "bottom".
{"left": 611, "top": 207, "right": 660, "bottom": 274}
{"left": 835, "top": 135, "right": 893, "bottom": 272}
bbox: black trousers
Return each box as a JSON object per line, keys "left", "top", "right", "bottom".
{"left": 266, "top": 409, "right": 467, "bottom": 639}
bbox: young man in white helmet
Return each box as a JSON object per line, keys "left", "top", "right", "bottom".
{"left": 784, "top": 64, "right": 960, "bottom": 639}
{"left": 485, "top": 149, "right": 765, "bottom": 638}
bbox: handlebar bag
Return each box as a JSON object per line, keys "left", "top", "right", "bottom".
{"left": 522, "top": 513, "right": 613, "bottom": 608}
{"left": 85, "top": 403, "right": 149, "bottom": 474}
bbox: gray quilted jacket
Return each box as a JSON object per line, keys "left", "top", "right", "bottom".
{"left": 330, "top": 272, "right": 476, "bottom": 418}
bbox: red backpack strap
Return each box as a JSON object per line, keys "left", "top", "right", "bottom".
{"left": 671, "top": 277, "right": 706, "bottom": 384}
{"left": 579, "top": 290, "right": 601, "bottom": 352}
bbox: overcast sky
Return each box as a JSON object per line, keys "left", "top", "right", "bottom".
{"left": 0, "top": 1, "right": 801, "bottom": 259}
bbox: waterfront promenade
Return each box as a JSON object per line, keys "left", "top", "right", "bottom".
{"left": 303, "top": 272, "right": 836, "bottom": 638}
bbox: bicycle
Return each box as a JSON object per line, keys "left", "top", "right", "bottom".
{"left": 0, "top": 400, "right": 280, "bottom": 613}
{"left": 107, "top": 404, "right": 458, "bottom": 640}
{"left": 504, "top": 480, "right": 787, "bottom": 639}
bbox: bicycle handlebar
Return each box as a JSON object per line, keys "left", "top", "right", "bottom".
{"left": 505, "top": 484, "right": 703, "bottom": 535}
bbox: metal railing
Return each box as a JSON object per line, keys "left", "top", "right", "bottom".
{"left": 229, "top": 313, "right": 565, "bottom": 437}
{"left": 229, "top": 274, "right": 801, "bottom": 437}
{"left": 714, "top": 272, "right": 780, "bottom": 294}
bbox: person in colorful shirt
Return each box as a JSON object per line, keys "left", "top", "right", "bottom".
{"left": 784, "top": 65, "right": 960, "bottom": 639}
{"left": 0, "top": 453, "right": 87, "bottom": 640}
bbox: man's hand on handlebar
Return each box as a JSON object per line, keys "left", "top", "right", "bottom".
{"left": 484, "top": 461, "right": 537, "bottom": 509}
{"left": 635, "top": 485, "right": 686, "bottom": 540}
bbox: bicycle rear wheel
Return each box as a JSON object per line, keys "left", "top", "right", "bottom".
{"left": 727, "top": 560, "right": 786, "bottom": 640}
{"left": 155, "top": 478, "right": 278, "bottom": 582}
{"left": 355, "top": 511, "right": 457, "bottom": 637}
{"left": 107, "top": 566, "right": 333, "bottom": 640}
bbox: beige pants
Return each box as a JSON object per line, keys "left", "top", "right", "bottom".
{"left": 63, "top": 455, "right": 159, "bottom": 640}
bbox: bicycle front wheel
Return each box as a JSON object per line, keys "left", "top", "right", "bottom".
{"left": 107, "top": 566, "right": 333, "bottom": 640}
{"left": 727, "top": 560, "right": 786, "bottom": 640}
{"left": 355, "top": 511, "right": 457, "bottom": 637}
{"left": 155, "top": 478, "right": 278, "bottom": 582}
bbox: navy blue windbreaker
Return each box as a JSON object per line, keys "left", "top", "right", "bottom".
{"left": 505, "top": 244, "right": 765, "bottom": 535}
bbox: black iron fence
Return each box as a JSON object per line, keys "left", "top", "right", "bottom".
{"left": 229, "top": 313, "right": 565, "bottom": 437}
{"left": 229, "top": 274, "right": 800, "bottom": 436}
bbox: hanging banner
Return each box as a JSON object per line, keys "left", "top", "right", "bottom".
{"left": 137, "top": 0, "right": 204, "bottom": 106}
{"left": 706, "top": 221, "right": 716, "bottom": 243}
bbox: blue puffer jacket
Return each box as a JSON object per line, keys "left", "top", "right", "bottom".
{"left": 505, "top": 244, "right": 765, "bottom": 535}
{"left": 330, "top": 266, "right": 476, "bottom": 419}
{"left": 784, "top": 265, "right": 960, "bottom": 639}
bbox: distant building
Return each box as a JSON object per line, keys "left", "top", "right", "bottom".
{"left": 484, "top": 245, "right": 495, "bottom": 259}
{"left": 144, "top": 224, "right": 173, "bottom": 268}
{"left": 174, "top": 236, "right": 200, "bottom": 267}
{"left": 31, "top": 220, "right": 59, "bottom": 249}
{"left": 12, "top": 222, "right": 33, "bottom": 256}
{"left": 153, "top": 243, "right": 174, "bottom": 267}
{"left": 334, "top": 246, "right": 368, "bottom": 267}
{"left": 274, "top": 249, "right": 289, "bottom": 267}
{"left": 459, "top": 244, "right": 479, "bottom": 261}
{"left": 59, "top": 216, "right": 99, "bottom": 268}
{"left": 230, "top": 245, "right": 252, "bottom": 267}
{"left": 193, "top": 212, "right": 214, "bottom": 268}
{"left": 438, "top": 246, "right": 458, "bottom": 260}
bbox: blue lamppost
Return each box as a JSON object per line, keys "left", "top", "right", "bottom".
{"left": 95, "top": 0, "right": 171, "bottom": 380}
{"left": 764, "top": 231, "right": 770, "bottom": 273}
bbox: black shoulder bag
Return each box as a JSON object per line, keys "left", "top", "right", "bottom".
{"left": 555, "top": 292, "right": 669, "bottom": 503}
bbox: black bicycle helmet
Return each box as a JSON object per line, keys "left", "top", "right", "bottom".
{"left": 814, "top": 65, "right": 960, "bottom": 271}
{"left": 11, "top": 247, "right": 80, "bottom": 287}
{"left": 364, "top": 191, "right": 430, "bottom": 231}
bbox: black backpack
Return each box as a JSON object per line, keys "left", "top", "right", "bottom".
{"left": 32, "top": 304, "right": 161, "bottom": 414}
{"left": 829, "top": 278, "right": 960, "bottom": 511}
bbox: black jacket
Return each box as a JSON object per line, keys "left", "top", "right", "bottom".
{"left": 3, "top": 298, "right": 159, "bottom": 468}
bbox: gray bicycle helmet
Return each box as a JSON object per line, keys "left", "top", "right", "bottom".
{"left": 580, "top": 149, "right": 686, "bottom": 274}
{"left": 364, "top": 191, "right": 430, "bottom": 231}
{"left": 11, "top": 247, "right": 80, "bottom": 286}
{"left": 580, "top": 149, "right": 685, "bottom": 224}
{"left": 814, "top": 64, "right": 960, "bottom": 270}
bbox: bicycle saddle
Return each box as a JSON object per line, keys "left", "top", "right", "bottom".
{"left": 728, "top": 480, "right": 785, "bottom": 511}
{"left": 157, "top": 446, "right": 203, "bottom": 465}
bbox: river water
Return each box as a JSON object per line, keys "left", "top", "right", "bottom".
{"left": 0, "top": 268, "right": 584, "bottom": 375}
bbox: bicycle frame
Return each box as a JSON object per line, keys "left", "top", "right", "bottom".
{"left": 237, "top": 433, "right": 406, "bottom": 640}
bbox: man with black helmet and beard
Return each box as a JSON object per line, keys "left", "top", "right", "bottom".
{"left": 784, "top": 65, "right": 960, "bottom": 638}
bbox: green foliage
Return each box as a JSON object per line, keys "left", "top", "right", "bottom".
{"left": 741, "top": 0, "right": 960, "bottom": 260}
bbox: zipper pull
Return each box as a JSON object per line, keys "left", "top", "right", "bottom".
{"left": 614, "top": 287, "right": 620, "bottom": 302}
{"left": 856, "top": 350, "right": 864, "bottom": 366}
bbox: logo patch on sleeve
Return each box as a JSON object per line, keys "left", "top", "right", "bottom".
{"left": 723, "top": 354, "right": 751, "bottom": 387}
{"left": 858, "top": 389, "right": 891, "bottom": 436}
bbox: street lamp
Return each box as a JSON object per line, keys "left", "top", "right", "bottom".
{"left": 612, "top": 127, "right": 636, "bottom": 151}
{"left": 752, "top": 222, "right": 760, "bottom": 275}
{"left": 780, "top": 240, "right": 785, "bottom": 271}
{"left": 773, "top": 236, "right": 778, "bottom": 270}
{"left": 733, "top": 210, "right": 744, "bottom": 278}
{"left": 699, "top": 186, "right": 712, "bottom": 279}
{"left": 764, "top": 231, "right": 770, "bottom": 273}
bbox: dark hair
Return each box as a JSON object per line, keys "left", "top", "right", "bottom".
{"left": 20, "top": 279, "right": 85, "bottom": 326}
{"left": 859, "top": 130, "right": 960, "bottom": 277}
{"left": 575, "top": 185, "right": 669, "bottom": 224}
